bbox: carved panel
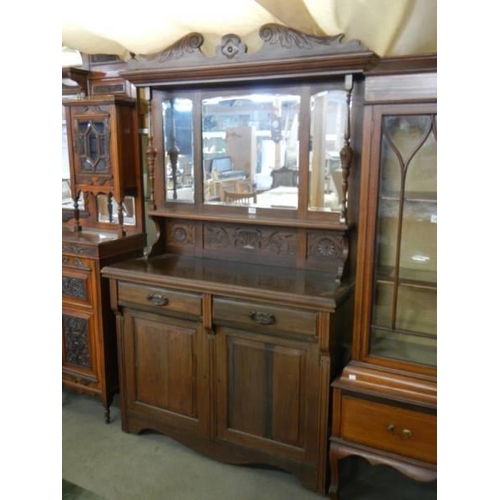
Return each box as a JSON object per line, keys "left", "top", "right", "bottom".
{"left": 92, "top": 83, "right": 125, "bottom": 95}
{"left": 204, "top": 225, "right": 296, "bottom": 256}
{"left": 62, "top": 244, "right": 97, "bottom": 257}
{"left": 62, "top": 314, "right": 91, "bottom": 368}
{"left": 62, "top": 255, "right": 91, "bottom": 269}
{"left": 307, "top": 232, "right": 348, "bottom": 279}
{"left": 145, "top": 32, "right": 204, "bottom": 64}
{"left": 166, "top": 222, "right": 195, "bottom": 247}
{"left": 62, "top": 276, "right": 87, "bottom": 300}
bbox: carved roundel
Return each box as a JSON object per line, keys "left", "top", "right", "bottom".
{"left": 307, "top": 233, "right": 344, "bottom": 262}
{"left": 317, "top": 238, "right": 336, "bottom": 257}
{"left": 173, "top": 227, "right": 188, "bottom": 242}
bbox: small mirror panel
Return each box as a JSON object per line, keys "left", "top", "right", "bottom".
{"left": 308, "top": 89, "right": 347, "bottom": 213}
{"left": 163, "top": 98, "right": 194, "bottom": 203}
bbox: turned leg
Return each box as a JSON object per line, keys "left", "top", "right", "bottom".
{"left": 104, "top": 406, "right": 111, "bottom": 424}
{"left": 329, "top": 444, "right": 340, "bottom": 499}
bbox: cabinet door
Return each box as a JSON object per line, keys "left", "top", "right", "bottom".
{"left": 358, "top": 103, "right": 437, "bottom": 373}
{"left": 215, "top": 326, "right": 319, "bottom": 463}
{"left": 121, "top": 308, "right": 209, "bottom": 433}
{"left": 62, "top": 305, "right": 98, "bottom": 381}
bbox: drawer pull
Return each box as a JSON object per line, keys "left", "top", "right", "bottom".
{"left": 146, "top": 293, "right": 169, "bottom": 306}
{"left": 386, "top": 423, "right": 413, "bottom": 440}
{"left": 248, "top": 311, "right": 276, "bottom": 325}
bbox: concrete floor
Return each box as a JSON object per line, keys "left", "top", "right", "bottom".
{"left": 62, "top": 389, "right": 437, "bottom": 500}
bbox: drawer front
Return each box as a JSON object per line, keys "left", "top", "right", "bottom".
{"left": 118, "top": 282, "right": 202, "bottom": 317}
{"left": 340, "top": 396, "right": 436, "bottom": 464}
{"left": 62, "top": 256, "right": 94, "bottom": 307}
{"left": 213, "top": 297, "right": 317, "bottom": 337}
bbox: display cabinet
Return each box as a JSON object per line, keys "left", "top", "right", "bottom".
{"left": 62, "top": 93, "right": 145, "bottom": 422}
{"left": 329, "top": 56, "right": 437, "bottom": 498}
{"left": 102, "top": 25, "right": 378, "bottom": 493}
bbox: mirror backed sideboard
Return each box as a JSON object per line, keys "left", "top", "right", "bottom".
{"left": 63, "top": 25, "right": 437, "bottom": 497}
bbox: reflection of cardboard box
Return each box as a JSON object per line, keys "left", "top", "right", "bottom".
{"left": 226, "top": 126, "right": 256, "bottom": 178}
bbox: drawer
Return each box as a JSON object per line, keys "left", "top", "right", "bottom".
{"left": 118, "top": 282, "right": 202, "bottom": 317}
{"left": 340, "top": 396, "right": 436, "bottom": 464}
{"left": 62, "top": 265, "right": 94, "bottom": 307}
{"left": 213, "top": 297, "right": 317, "bottom": 337}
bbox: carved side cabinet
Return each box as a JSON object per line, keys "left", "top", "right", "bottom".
{"left": 62, "top": 93, "right": 145, "bottom": 422}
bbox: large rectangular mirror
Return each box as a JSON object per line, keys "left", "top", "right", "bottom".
{"left": 159, "top": 81, "right": 350, "bottom": 215}
{"left": 202, "top": 91, "right": 300, "bottom": 209}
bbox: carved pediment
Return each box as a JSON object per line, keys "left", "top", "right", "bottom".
{"left": 122, "top": 24, "right": 378, "bottom": 85}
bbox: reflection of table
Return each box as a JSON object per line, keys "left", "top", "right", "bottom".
{"left": 257, "top": 186, "right": 298, "bottom": 208}
{"left": 257, "top": 186, "right": 340, "bottom": 210}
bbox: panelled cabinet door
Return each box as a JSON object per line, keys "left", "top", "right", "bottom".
{"left": 121, "top": 308, "right": 209, "bottom": 433}
{"left": 215, "top": 326, "right": 320, "bottom": 464}
{"left": 62, "top": 306, "right": 97, "bottom": 380}
{"left": 361, "top": 103, "right": 437, "bottom": 372}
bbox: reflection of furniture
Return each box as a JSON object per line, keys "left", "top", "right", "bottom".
{"left": 225, "top": 126, "right": 256, "bottom": 178}
{"left": 256, "top": 186, "right": 298, "bottom": 209}
{"left": 210, "top": 156, "right": 247, "bottom": 180}
{"left": 221, "top": 177, "right": 257, "bottom": 204}
{"left": 221, "top": 189, "right": 257, "bottom": 204}
{"left": 270, "top": 166, "right": 298, "bottom": 188}
{"left": 329, "top": 60, "right": 437, "bottom": 499}
{"left": 62, "top": 95, "right": 145, "bottom": 423}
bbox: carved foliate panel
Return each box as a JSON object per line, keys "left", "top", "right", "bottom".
{"left": 62, "top": 244, "right": 98, "bottom": 257}
{"left": 204, "top": 225, "right": 296, "bottom": 256}
{"left": 62, "top": 255, "right": 91, "bottom": 270}
{"left": 62, "top": 276, "right": 87, "bottom": 300}
{"left": 62, "top": 314, "right": 91, "bottom": 368}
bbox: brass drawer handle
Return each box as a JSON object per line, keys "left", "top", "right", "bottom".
{"left": 249, "top": 311, "right": 276, "bottom": 325}
{"left": 386, "top": 423, "right": 413, "bottom": 440}
{"left": 146, "top": 293, "right": 169, "bottom": 306}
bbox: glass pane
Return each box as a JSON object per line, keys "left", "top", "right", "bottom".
{"left": 76, "top": 119, "right": 109, "bottom": 173}
{"left": 308, "top": 89, "right": 346, "bottom": 212}
{"left": 370, "top": 113, "right": 437, "bottom": 368}
{"left": 202, "top": 92, "right": 300, "bottom": 209}
{"left": 97, "top": 194, "right": 136, "bottom": 226}
{"left": 370, "top": 327, "right": 437, "bottom": 366}
{"left": 163, "top": 98, "right": 194, "bottom": 203}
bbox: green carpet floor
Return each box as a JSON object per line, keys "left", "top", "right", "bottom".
{"left": 63, "top": 389, "right": 437, "bottom": 499}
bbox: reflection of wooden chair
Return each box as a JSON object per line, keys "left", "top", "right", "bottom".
{"left": 221, "top": 191, "right": 257, "bottom": 204}
{"left": 271, "top": 166, "right": 298, "bottom": 188}
{"left": 221, "top": 178, "right": 257, "bottom": 204}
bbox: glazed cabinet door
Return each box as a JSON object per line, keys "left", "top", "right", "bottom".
{"left": 215, "top": 325, "right": 320, "bottom": 464}
{"left": 357, "top": 103, "right": 437, "bottom": 373}
{"left": 120, "top": 307, "right": 210, "bottom": 435}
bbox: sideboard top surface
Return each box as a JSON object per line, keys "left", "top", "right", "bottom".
{"left": 102, "top": 254, "right": 352, "bottom": 310}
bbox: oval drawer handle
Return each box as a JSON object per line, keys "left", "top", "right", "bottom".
{"left": 248, "top": 311, "right": 276, "bottom": 325}
{"left": 146, "top": 293, "right": 169, "bottom": 306}
{"left": 386, "top": 423, "right": 413, "bottom": 440}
